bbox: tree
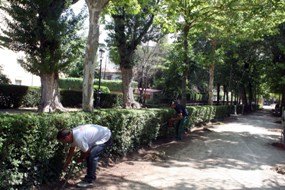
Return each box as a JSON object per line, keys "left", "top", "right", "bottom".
{"left": 133, "top": 39, "right": 167, "bottom": 104}
{"left": 0, "top": 0, "right": 84, "bottom": 112}
{"left": 82, "top": 0, "right": 110, "bottom": 112}
{"left": 105, "top": 0, "right": 162, "bottom": 108}
{"left": 266, "top": 22, "right": 285, "bottom": 107}
{"left": 63, "top": 36, "right": 86, "bottom": 77}
{"left": 159, "top": 0, "right": 285, "bottom": 106}
{"left": 0, "top": 65, "right": 11, "bottom": 84}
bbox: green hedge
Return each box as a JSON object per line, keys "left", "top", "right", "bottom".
{"left": 60, "top": 90, "right": 123, "bottom": 108}
{"left": 58, "top": 78, "right": 110, "bottom": 93}
{"left": 21, "top": 87, "right": 41, "bottom": 107}
{"left": 0, "top": 105, "right": 230, "bottom": 189}
{"left": 0, "top": 84, "right": 29, "bottom": 108}
{"left": 59, "top": 78, "right": 138, "bottom": 92}
{"left": 0, "top": 85, "right": 118, "bottom": 108}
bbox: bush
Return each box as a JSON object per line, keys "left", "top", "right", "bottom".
{"left": 58, "top": 78, "right": 110, "bottom": 93}
{"left": 58, "top": 77, "right": 82, "bottom": 90}
{"left": 21, "top": 87, "right": 41, "bottom": 107}
{"left": 60, "top": 90, "right": 82, "bottom": 107}
{"left": 59, "top": 78, "right": 138, "bottom": 92}
{"left": 60, "top": 90, "right": 123, "bottom": 108}
{"left": 0, "top": 84, "right": 29, "bottom": 108}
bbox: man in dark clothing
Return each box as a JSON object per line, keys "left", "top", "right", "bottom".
{"left": 170, "top": 101, "right": 189, "bottom": 140}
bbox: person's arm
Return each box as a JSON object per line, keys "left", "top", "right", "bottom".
{"left": 63, "top": 146, "right": 76, "bottom": 171}
{"left": 77, "top": 150, "right": 91, "bottom": 163}
{"left": 171, "top": 112, "right": 183, "bottom": 121}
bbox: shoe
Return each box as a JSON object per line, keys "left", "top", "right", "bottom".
{"left": 76, "top": 181, "right": 93, "bottom": 188}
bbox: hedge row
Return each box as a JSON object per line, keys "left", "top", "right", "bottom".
{"left": 59, "top": 78, "right": 138, "bottom": 92}
{"left": 0, "top": 84, "right": 122, "bottom": 109}
{"left": 0, "top": 105, "right": 230, "bottom": 189}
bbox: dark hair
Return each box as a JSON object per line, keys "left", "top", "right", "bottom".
{"left": 57, "top": 129, "right": 71, "bottom": 140}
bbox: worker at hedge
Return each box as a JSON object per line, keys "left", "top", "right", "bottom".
{"left": 57, "top": 124, "right": 112, "bottom": 188}
{"left": 170, "top": 100, "right": 189, "bottom": 140}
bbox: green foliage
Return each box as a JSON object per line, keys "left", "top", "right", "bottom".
{"left": 0, "top": 66, "right": 11, "bottom": 84}
{"left": 0, "top": 1, "right": 86, "bottom": 75}
{"left": 60, "top": 90, "right": 122, "bottom": 108}
{"left": 59, "top": 77, "right": 83, "bottom": 90}
{"left": 59, "top": 78, "right": 137, "bottom": 92}
{"left": 21, "top": 87, "right": 41, "bottom": 107}
{"left": 0, "top": 84, "right": 29, "bottom": 108}
{"left": 105, "top": 0, "right": 163, "bottom": 68}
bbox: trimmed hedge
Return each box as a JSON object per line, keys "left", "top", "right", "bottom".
{"left": 0, "top": 105, "right": 230, "bottom": 189}
{"left": 0, "top": 84, "right": 29, "bottom": 108}
{"left": 21, "top": 87, "right": 41, "bottom": 107}
{"left": 0, "top": 85, "right": 120, "bottom": 108}
{"left": 58, "top": 78, "right": 110, "bottom": 93}
{"left": 60, "top": 90, "right": 123, "bottom": 108}
{"left": 59, "top": 78, "right": 138, "bottom": 92}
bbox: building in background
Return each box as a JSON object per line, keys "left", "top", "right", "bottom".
{"left": 0, "top": 48, "right": 41, "bottom": 86}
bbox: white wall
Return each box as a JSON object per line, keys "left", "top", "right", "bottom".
{"left": 0, "top": 48, "right": 41, "bottom": 87}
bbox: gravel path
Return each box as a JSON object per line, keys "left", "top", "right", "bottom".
{"left": 69, "top": 107, "right": 285, "bottom": 190}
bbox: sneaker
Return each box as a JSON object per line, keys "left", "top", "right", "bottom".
{"left": 76, "top": 181, "right": 93, "bottom": 188}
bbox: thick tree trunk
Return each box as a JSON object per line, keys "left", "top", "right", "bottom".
{"left": 38, "top": 73, "right": 65, "bottom": 113}
{"left": 208, "top": 64, "right": 214, "bottom": 105}
{"left": 121, "top": 67, "right": 137, "bottom": 108}
{"left": 83, "top": 0, "right": 109, "bottom": 112}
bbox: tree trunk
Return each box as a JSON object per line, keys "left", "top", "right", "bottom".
{"left": 83, "top": 0, "right": 109, "bottom": 112}
{"left": 208, "top": 63, "right": 214, "bottom": 105}
{"left": 121, "top": 67, "right": 136, "bottom": 108}
{"left": 282, "top": 85, "right": 285, "bottom": 107}
{"left": 217, "top": 83, "right": 220, "bottom": 105}
{"left": 38, "top": 72, "right": 65, "bottom": 113}
{"left": 208, "top": 39, "right": 216, "bottom": 105}
{"left": 241, "top": 86, "right": 248, "bottom": 105}
{"left": 181, "top": 24, "right": 190, "bottom": 106}
{"left": 248, "top": 79, "right": 253, "bottom": 111}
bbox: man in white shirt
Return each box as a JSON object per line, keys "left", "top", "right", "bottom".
{"left": 57, "top": 124, "right": 112, "bottom": 188}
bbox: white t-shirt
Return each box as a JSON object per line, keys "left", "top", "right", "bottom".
{"left": 71, "top": 124, "right": 111, "bottom": 152}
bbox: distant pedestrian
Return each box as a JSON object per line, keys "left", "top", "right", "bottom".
{"left": 170, "top": 101, "right": 189, "bottom": 140}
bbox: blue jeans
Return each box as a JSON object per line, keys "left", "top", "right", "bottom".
{"left": 84, "top": 138, "right": 112, "bottom": 182}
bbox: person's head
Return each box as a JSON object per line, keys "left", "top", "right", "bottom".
{"left": 57, "top": 128, "right": 73, "bottom": 143}
{"left": 170, "top": 100, "right": 178, "bottom": 108}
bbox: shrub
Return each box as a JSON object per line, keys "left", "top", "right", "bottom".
{"left": 0, "top": 84, "right": 29, "bottom": 108}
{"left": 59, "top": 78, "right": 138, "bottom": 92}
{"left": 60, "top": 90, "right": 123, "bottom": 108}
{"left": 21, "top": 87, "right": 41, "bottom": 107}
{"left": 58, "top": 78, "right": 110, "bottom": 93}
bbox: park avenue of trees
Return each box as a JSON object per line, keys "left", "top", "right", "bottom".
{"left": 0, "top": 0, "right": 285, "bottom": 112}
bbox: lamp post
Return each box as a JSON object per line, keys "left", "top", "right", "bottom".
{"left": 96, "top": 48, "right": 105, "bottom": 107}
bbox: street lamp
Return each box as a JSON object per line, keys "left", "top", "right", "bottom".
{"left": 98, "top": 48, "right": 105, "bottom": 91}
{"left": 96, "top": 48, "right": 105, "bottom": 107}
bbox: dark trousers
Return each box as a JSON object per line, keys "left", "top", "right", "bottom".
{"left": 175, "top": 117, "right": 189, "bottom": 140}
{"left": 84, "top": 137, "right": 112, "bottom": 182}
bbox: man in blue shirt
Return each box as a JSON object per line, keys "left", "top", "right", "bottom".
{"left": 170, "top": 101, "right": 189, "bottom": 140}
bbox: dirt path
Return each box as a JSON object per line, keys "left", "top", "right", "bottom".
{"left": 70, "top": 107, "right": 285, "bottom": 190}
